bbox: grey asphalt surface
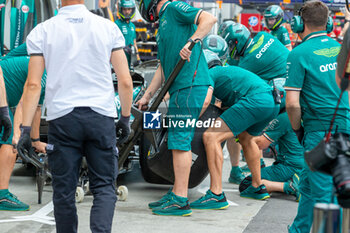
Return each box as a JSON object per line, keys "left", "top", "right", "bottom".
{"left": 0, "top": 152, "right": 298, "bottom": 233}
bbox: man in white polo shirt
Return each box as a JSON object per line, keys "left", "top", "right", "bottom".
{"left": 16, "top": 0, "right": 133, "bottom": 232}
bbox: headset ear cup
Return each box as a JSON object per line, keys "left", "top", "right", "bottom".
{"left": 326, "top": 16, "right": 334, "bottom": 34}
{"left": 291, "top": 16, "right": 304, "bottom": 33}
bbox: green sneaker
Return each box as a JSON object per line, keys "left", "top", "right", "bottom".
{"left": 240, "top": 159, "right": 266, "bottom": 173}
{"left": 190, "top": 189, "right": 229, "bottom": 210}
{"left": 241, "top": 164, "right": 250, "bottom": 173}
{"left": 228, "top": 166, "right": 245, "bottom": 184}
{"left": 284, "top": 173, "right": 301, "bottom": 202}
{"left": 239, "top": 175, "right": 252, "bottom": 193}
{"left": 240, "top": 184, "right": 270, "bottom": 200}
{"left": 148, "top": 188, "right": 172, "bottom": 209}
{"left": 152, "top": 193, "right": 192, "bottom": 216}
{"left": 0, "top": 191, "right": 30, "bottom": 211}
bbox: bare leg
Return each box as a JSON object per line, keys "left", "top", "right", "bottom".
{"left": 172, "top": 87, "right": 213, "bottom": 198}
{"left": 262, "top": 180, "right": 284, "bottom": 193}
{"left": 239, "top": 132, "right": 261, "bottom": 188}
{"left": 203, "top": 118, "right": 234, "bottom": 194}
{"left": 0, "top": 145, "right": 17, "bottom": 189}
{"left": 172, "top": 150, "right": 192, "bottom": 198}
{"left": 227, "top": 138, "right": 241, "bottom": 167}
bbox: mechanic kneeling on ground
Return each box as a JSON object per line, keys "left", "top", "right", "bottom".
{"left": 252, "top": 109, "right": 304, "bottom": 202}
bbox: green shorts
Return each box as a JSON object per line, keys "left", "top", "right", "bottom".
{"left": 167, "top": 85, "right": 208, "bottom": 151}
{"left": 220, "top": 91, "right": 279, "bottom": 136}
{"left": 261, "top": 162, "right": 301, "bottom": 182}
{"left": 0, "top": 108, "right": 14, "bottom": 145}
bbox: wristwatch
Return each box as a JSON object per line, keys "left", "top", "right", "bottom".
{"left": 31, "top": 138, "right": 40, "bottom": 142}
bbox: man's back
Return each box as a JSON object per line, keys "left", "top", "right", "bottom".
{"left": 239, "top": 32, "right": 289, "bottom": 81}
{"left": 286, "top": 33, "right": 350, "bottom": 133}
{"left": 157, "top": 1, "right": 211, "bottom": 94}
{"left": 27, "top": 4, "right": 125, "bottom": 120}
{"left": 210, "top": 65, "right": 271, "bottom": 107}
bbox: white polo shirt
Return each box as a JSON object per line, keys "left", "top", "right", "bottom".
{"left": 26, "top": 4, "right": 125, "bottom": 121}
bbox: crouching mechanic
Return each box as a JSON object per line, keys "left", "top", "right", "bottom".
{"left": 264, "top": 5, "right": 292, "bottom": 50}
{"left": 136, "top": 0, "right": 216, "bottom": 216}
{"left": 189, "top": 50, "right": 280, "bottom": 209}
{"left": 0, "top": 56, "right": 46, "bottom": 211}
{"left": 223, "top": 22, "right": 289, "bottom": 85}
{"left": 253, "top": 110, "right": 303, "bottom": 201}
{"left": 115, "top": 0, "right": 141, "bottom": 68}
{"left": 222, "top": 22, "right": 289, "bottom": 184}
{"left": 285, "top": 1, "right": 350, "bottom": 232}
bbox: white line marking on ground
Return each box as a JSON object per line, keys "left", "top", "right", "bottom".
{"left": 0, "top": 201, "right": 55, "bottom": 225}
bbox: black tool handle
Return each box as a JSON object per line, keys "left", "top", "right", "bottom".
{"left": 149, "top": 41, "right": 196, "bottom": 112}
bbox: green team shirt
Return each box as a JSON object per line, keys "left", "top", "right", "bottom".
{"left": 1, "top": 43, "right": 28, "bottom": 61}
{"left": 209, "top": 66, "right": 271, "bottom": 107}
{"left": 285, "top": 31, "right": 350, "bottom": 133}
{"left": 157, "top": 1, "right": 212, "bottom": 94}
{"left": 263, "top": 112, "right": 304, "bottom": 169}
{"left": 238, "top": 32, "right": 289, "bottom": 82}
{"left": 4, "top": 43, "right": 27, "bottom": 58}
{"left": 270, "top": 26, "right": 291, "bottom": 46}
{"left": 115, "top": 19, "right": 136, "bottom": 47}
{"left": 0, "top": 56, "right": 46, "bottom": 107}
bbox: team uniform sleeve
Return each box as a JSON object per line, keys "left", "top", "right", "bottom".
{"left": 26, "top": 23, "right": 44, "bottom": 56}
{"left": 171, "top": 2, "right": 202, "bottom": 25}
{"left": 337, "top": 28, "right": 350, "bottom": 78}
{"left": 111, "top": 23, "right": 125, "bottom": 51}
{"left": 280, "top": 27, "right": 291, "bottom": 46}
{"left": 263, "top": 113, "right": 289, "bottom": 142}
{"left": 284, "top": 51, "right": 305, "bottom": 91}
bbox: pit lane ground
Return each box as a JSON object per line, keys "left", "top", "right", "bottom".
{"left": 0, "top": 149, "right": 298, "bottom": 233}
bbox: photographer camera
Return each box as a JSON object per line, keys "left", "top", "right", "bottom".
{"left": 285, "top": 1, "right": 350, "bottom": 232}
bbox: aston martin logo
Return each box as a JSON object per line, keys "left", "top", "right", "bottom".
{"left": 313, "top": 47, "right": 340, "bottom": 57}
{"left": 249, "top": 34, "right": 264, "bottom": 54}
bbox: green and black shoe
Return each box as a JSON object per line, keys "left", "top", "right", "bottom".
{"left": 148, "top": 188, "right": 172, "bottom": 209}
{"left": 228, "top": 166, "right": 245, "bottom": 184}
{"left": 0, "top": 190, "right": 30, "bottom": 211}
{"left": 284, "top": 173, "right": 301, "bottom": 202}
{"left": 190, "top": 189, "right": 229, "bottom": 210}
{"left": 240, "top": 184, "right": 270, "bottom": 200}
{"left": 152, "top": 193, "right": 192, "bottom": 216}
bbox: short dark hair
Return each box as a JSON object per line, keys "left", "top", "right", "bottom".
{"left": 301, "top": 0, "right": 329, "bottom": 29}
